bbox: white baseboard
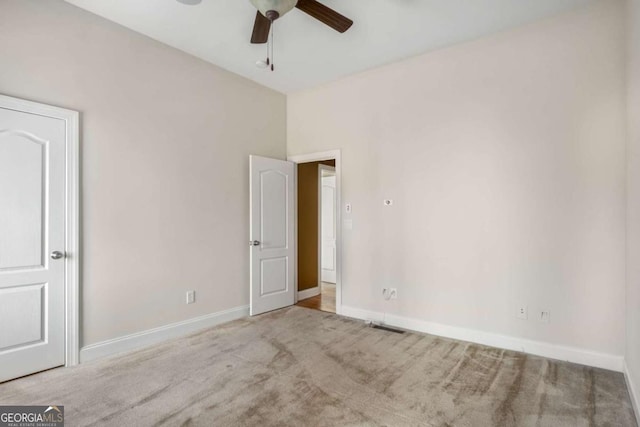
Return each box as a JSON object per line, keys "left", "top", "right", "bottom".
{"left": 625, "top": 361, "right": 640, "bottom": 424}
{"left": 80, "top": 305, "right": 249, "bottom": 363}
{"left": 341, "top": 305, "right": 623, "bottom": 372}
{"left": 298, "top": 286, "right": 320, "bottom": 300}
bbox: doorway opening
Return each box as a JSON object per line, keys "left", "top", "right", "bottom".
{"left": 289, "top": 151, "right": 341, "bottom": 315}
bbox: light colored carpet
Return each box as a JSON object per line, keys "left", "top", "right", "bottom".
{"left": 0, "top": 306, "right": 636, "bottom": 426}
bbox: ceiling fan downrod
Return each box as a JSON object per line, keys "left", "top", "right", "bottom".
{"left": 269, "top": 16, "right": 275, "bottom": 71}
{"left": 265, "top": 10, "right": 279, "bottom": 21}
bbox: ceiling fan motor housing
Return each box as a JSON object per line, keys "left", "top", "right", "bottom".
{"left": 250, "top": 0, "right": 298, "bottom": 19}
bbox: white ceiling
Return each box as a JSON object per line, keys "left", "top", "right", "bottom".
{"left": 64, "top": 0, "right": 594, "bottom": 93}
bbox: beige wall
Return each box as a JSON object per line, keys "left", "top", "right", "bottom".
{"left": 0, "top": 0, "right": 286, "bottom": 346}
{"left": 297, "top": 160, "right": 335, "bottom": 291}
{"left": 288, "top": 0, "right": 627, "bottom": 356}
{"left": 626, "top": 0, "right": 640, "bottom": 414}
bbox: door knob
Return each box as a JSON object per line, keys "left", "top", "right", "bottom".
{"left": 51, "top": 251, "right": 65, "bottom": 260}
{"left": 250, "top": 240, "right": 260, "bottom": 246}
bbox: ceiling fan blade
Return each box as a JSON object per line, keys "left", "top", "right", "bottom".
{"left": 251, "top": 11, "right": 271, "bottom": 44}
{"left": 295, "top": 0, "right": 353, "bottom": 33}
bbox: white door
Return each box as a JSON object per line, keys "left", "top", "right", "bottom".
{"left": 250, "top": 155, "right": 295, "bottom": 316}
{"left": 0, "top": 104, "right": 66, "bottom": 382}
{"left": 320, "top": 167, "right": 337, "bottom": 283}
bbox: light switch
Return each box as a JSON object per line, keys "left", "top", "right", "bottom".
{"left": 345, "top": 203, "right": 352, "bottom": 214}
{"left": 186, "top": 291, "right": 196, "bottom": 304}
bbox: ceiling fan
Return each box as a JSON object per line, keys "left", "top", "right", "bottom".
{"left": 249, "top": 0, "right": 353, "bottom": 44}
{"left": 177, "top": 0, "right": 353, "bottom": 71}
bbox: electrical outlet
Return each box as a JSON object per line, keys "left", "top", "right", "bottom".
{"left": 345, "top": 203, "right": 352, "bottom": 214}
{"left": 539, "top": 310, "right": 550, "bottom": 323}
{"left": 186, "top": 290, "right": 196, "bottom": 304}
{"left": 517, "top": 306, "right": 527, "bottom": 320}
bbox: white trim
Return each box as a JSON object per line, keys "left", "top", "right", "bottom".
{"left": 0, "top": 94, "right": 81, "bottom": 367}
{"left": 80, "top": 305, "right": 249, "bottom": 363}
{"left": 65, "top": 104, "right": 80, "bottom": 367}
{"left": 625, "top": 361, "right": 640, "bottom": 423}
{"left": 317, "top": 165, "right": 323, "bottom": 289}
{"left": 292, "top": 163, "right": 298, "bottom": 304}
{"left": 341, "top": 306, "right": 386, "bottom": 323}
{"left": 288, "top": 150, "right": 342, "bottom": 315}
{"left": 288, "top": 150, "right": 338, "bottom": 164}
{"left": 342, "top": 305, "right": 624, "bottom": 372}
{"left": 298, "top": 286, "right": 321, "bottom": 300}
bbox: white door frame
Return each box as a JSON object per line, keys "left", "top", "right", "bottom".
{"left": 288, "top": 150, "right": 342, "bottom": 315}
{"left": 0, "top": 94, "right": 80, "bottom": 366}
{"left": 318, "top": 165, "right": 336, "bottom": 285}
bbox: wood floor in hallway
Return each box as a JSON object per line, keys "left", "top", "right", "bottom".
{"left": 296, "top": 282, "right": 336, "bottom": 313}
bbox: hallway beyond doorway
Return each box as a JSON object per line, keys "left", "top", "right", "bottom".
{"left": 296, "top": 282, "right": 336, "bottom": 313}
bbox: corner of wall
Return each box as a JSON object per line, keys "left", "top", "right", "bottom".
{"left": 626, "top": 0, "right": 640, "bottom": 423}
{"left": 625, "top": 361, "right": 640, "bottom": 424}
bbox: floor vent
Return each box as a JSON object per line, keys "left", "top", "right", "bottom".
{"left": 370, "top": 324, "right": 405, "bottom": 334}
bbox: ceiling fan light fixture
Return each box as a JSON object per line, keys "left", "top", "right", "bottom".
{"left": 176, "top": 0, "right": 202, "bottom": 5}
{"left": 250, "top": 0, "right": 297, "bottom": 19}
